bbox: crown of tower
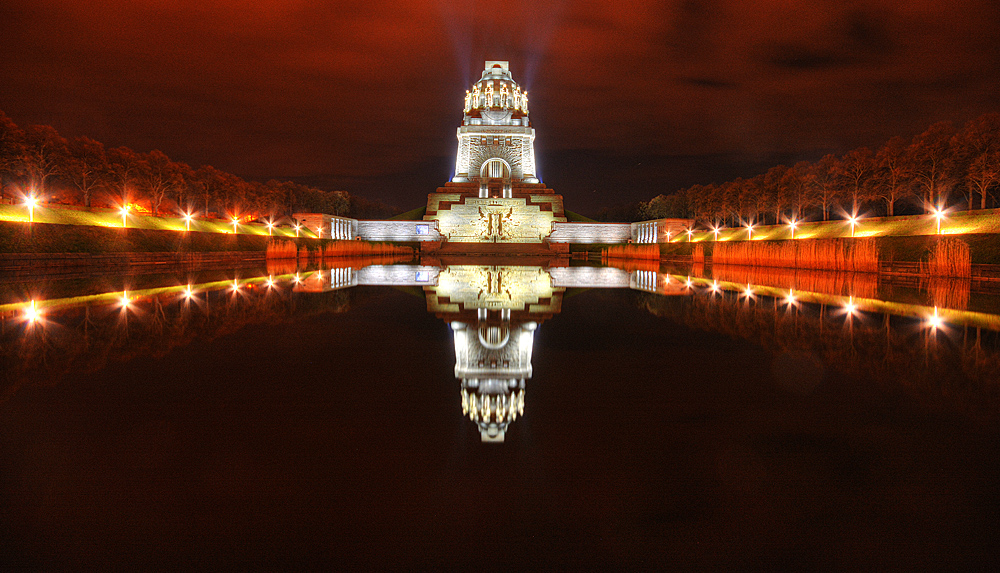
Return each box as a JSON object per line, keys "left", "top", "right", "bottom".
{"left": 463, "top": 61, "right": 529, "bottom": 117}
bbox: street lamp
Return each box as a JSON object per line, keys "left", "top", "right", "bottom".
{"left": 784, "top": 289, "right": 796, "bottom": 306}
{"left": 931, "top": 206, "right": 945, "bottom": 235}
{"left": 844, "top": 295, "right": 857, "bottom": 316}
{"left": 24, "top": 299, "right": 40, "bottom": 324}
{"left": 927, "top": 306, "right": 943, "bottom": 330}
{"left": 24, "top": 195, "right": 38, "bottom": 223}
{"left": 847, "top": 214, "right": 859, "bottom": 238}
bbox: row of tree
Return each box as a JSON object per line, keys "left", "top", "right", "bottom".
{"left": 0, "top": 111, "right": 398, "bottom": 221}
{"left": 638, "top": 113, "right": 1000, "bottom": 226}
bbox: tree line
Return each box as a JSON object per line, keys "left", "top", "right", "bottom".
{"left": 636, "top": 113, "right": 1000, "bottom": 226}
{"left": 0, "top": 110, "right": 398, "bottom": 221}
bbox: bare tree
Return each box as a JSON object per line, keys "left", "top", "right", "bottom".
{"left": 0, "top": 111, "right": 26, "bottom": 201}
{"left": 871, "top": 137, "right": 912, "bottom": 217}
{"left": 63, "top": 137, "right": 107, "bottom": 208}
{"left": 763, "top": 165, "right": 790, "bottom": 224}
{"left": 967, "top": 151, "right": 1000, "bottom": 210}
{"left": 906, "top": 121, "right": 956, "bottom": 209}
{"left": 952, "top": 113, "right": 1000, "bottom": 209}
{"left": 782, "top": 161, "right": 815, "bottom": 220}
{"left": 19, "top": 124, "right": 67, "bottom": 197}
{"left": 106, "top": 146, "right": 143, "bottom": 207}
{"left": 809, "top": 154, "right": 840, "bottom": 221}
{"left": 142, "top": 150, "right": 183, "bottom": 216}
{"left": 837, "top": 147, "right": 875, "bottom": 215}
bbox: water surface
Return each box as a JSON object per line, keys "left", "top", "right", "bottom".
{"left": 2, "top": 261, "right": 998, "bottom": 568}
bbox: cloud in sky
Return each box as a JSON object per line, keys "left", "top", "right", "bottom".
{"left": 1, "top": 0, "right": 998, "bottom": 212}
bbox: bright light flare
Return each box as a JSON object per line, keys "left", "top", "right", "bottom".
{"left": 120, "top": 290, "right": 131, "bottom": 308}
{"left": 23, "top": 300, "right": 40, "bottom": 324}
{"left": 788, "top": 218, "right": 798, "bottom": 239}
{"left": 293, "top": 272, "right": 301, "bottom": 284}
{"left": 710, "top": 280, "right": 720, "bottom": 294}
{"left": 685, "top": 276, "right": 693, "bottom": 289}
{"left": 746, "top": 223, "right": 755, "bottom": 240}
{"left": 183, "top": 212, "right": 194, "bottom": 231}
{"left": 120, "top": 205, "right": 130, "bottom": 228}
{"left": 741, "top": 283, "right": 754, "bottom": 300}
{"left": 294, "top": 224, "right": 301, "bottom": 237}
{"left": 266, "top": 220, "right": 274, "bottom": 236}
{"left": 843, "top": 296, "right": 857, "bottom": 317}
{"left": 711, "top": 226, "right": 720, "bottom": 241}
{"left": 183, "top": 284, "right": 194, "bottom": 299}
{"left": 686, "top": 228, "right": 694, "bottom": 241}
{"left": 784, "top": 289, "right": 797, "bottom": 306}
{"left": 231, "top": 217, "right": 240, "bottom": 233}
{"left": 931, "top": 206, "right": 946, "bottom": 234}
{"left": 230, "top": 279, "right": 240, "bottom": 293}
{"left": 926, "top": 307, "right": 943, "bottom": 330}
{"left": 847, "top": 214, "right": 859, "bottom": 238}
{"left": 265, "top": 275, "right": 275, "bottom": 288}
{"left": 24, "top": 195, "right": 38, "bottom": 223}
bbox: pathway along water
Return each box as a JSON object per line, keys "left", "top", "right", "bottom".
{"left": 1, "top": 260, "right": 998, "bottom": 568}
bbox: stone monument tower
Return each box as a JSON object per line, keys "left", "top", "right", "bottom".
{"left": 424, "top": 61, "right": 567, "bottom": 248}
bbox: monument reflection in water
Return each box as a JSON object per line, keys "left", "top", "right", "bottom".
{"left": 298, "top": 263, "right": 635, "bottom": 441}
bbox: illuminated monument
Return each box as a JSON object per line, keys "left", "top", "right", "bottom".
{"left": 348, "top": 60, "right": 689, "bottom": 247}
{"left": 423, "top": 61, "right": 569, "bottom": 248}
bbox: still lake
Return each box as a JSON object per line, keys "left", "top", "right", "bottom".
{"left": 2, "top": 260, "right": 998, "bottom": 568}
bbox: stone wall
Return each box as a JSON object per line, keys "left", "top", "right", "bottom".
{"left": 548, "top": 222, "right": 632, "bottom": 244}
{"left": 548, "top": 266, "right": 632, "bottom": 288}
{"left": 354, "top": 264, "right": 441, "bottom": 286}
{"left": 356, "top": 220, "right": 444, "bottom": 242}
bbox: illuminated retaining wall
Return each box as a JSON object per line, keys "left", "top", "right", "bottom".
{"left": 355, "top": 264, "right": 441, "bottom": 286}
{"left": 355, "top": 220, "right": 444, "bottom": 242}
{"left": 548, "top": 222, "right": 632, "bottom": 244}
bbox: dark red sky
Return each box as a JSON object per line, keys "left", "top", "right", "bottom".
{"left": 2, "top": 0, "right": 998, "bottom": 213}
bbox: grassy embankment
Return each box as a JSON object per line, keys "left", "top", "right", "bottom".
{"left": 0, "top": 204, "right": 410, "bottom": 256}
{"left": 678, "top": 207, "right": 1000, "bottom": 242}
{"left": 0, "top": 203, "right": 315, "bottom": 238}
{"left": 596, "top": 209, "right": 1000, "bottom": 267}
{"left": 0, "top": 220, "right": 274, "bottom": 253}
{"left": 0, "top": 220, "right": 411, "bottom": 257}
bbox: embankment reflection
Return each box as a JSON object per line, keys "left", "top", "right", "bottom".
{"left": 626, "top": 263, "right": 1000, "bottom": 419}
{"left": 0, "top": 256, "right": 413, "bottom": 404}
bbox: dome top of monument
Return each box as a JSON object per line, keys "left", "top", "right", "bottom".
{"left": 464, "top": 61, "right": 529, "bottom": 116}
